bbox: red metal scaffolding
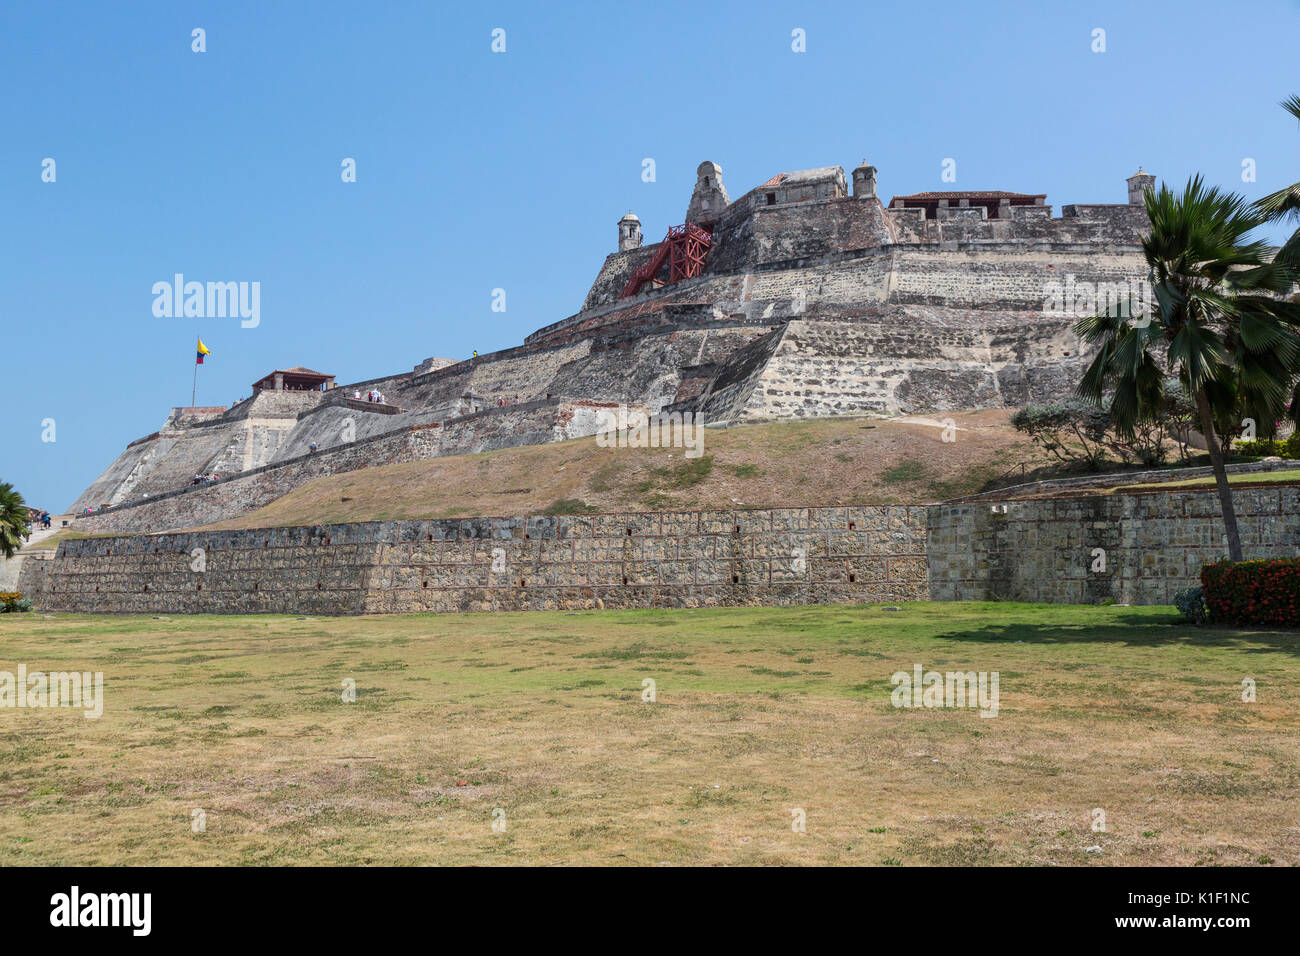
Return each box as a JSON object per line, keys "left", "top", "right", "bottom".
{"left": 620, "top": 223, "right": 712, "bottom": 298}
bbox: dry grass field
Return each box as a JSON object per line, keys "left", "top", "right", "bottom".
{"left": 1, "top": 602, "right": 1297, "bottom": 866}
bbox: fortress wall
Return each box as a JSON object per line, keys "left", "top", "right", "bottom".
{"left": 464, "top": 340, "right": 592, "bottom": 402}
{"left": 66, "top": 401, "right": 616, "bottom": 535}
{"left": 565, "top": 236, "right": 1146, "bottom": 352}
{"left": 926, "top": 485, "right": 1300, "bottom": 605}
{"left": 889, "top": 246, "right": 1149, "bottom": 309}
{"left": 24, "top": 505, "right": 929, "bottom": 615}
{"left": 708, "top": 197, "right": 895, "bottom": 273}
{"left": 582, "top": 245, "right": 662, "bottom": 311}
{"left": 240, "top": 390, "right": 323, "bottom": 417}
{"left": 272, "top": 404, "right": 446, "bottom": 462}
{"left": 887, "top": 206, "right": 1147, "bottom": 245}
{"left": 12, "top": 551, "right": 52, "bottom": 596}
{"left": 71, "top": 423, "right": 445, "bottom": 535}
{"left": 740, "top": 255, "right": 894, "bottom": 308}
{"left": 542, "top": 325, "right": 777, "bottom": 412}
{"left": 680, "top": 326, "right": 787, "bottom": 422}
{"left": 37, "top": 483, "right": 1288, "bottom": 616}
{"left": 69, "top": 434, "right": 178, "bottom": 512}
{"left": 691, "top": 311, "right": 1092, "bottom": 422}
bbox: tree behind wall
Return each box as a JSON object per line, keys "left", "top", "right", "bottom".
{"left": 1074, "top": 176, "right": 1300, "bottom": 562}
{"left": 0, "top": 482, "right": 29, "bottom": 560}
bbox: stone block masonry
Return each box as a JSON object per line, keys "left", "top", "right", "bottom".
{"left": 23, "top": 505, "right": 929, "bottom": 615}
{"left": 27, "top": 483, "right": 1300, "bottom": 614}
{"left": 926, "top": 485, "right": 1300, "bottom": 605}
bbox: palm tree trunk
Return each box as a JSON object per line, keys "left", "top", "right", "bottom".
{"left": 1195, "top": 388, "right": 1244, "bottom": 561}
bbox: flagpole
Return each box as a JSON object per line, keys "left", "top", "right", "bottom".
{"left": 192, "top": 357, "right": 198, "bottom": 408}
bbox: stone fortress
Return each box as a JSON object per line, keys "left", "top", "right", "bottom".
{"left": 69, "top": 160, "right": 1157, "bottom": 535}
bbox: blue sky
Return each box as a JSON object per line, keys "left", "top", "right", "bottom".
{"left": 4, "top": 0, "right": 1300, "bottom": 511}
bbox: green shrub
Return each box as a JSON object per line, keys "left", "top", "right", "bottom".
{"left": 1235, "top": 439, "right": 1283, "bottom": 457}
{"left": 1234, "top": 434, "right": 1300, "bottom": 459}
{"left": 1010, "top": 401, "right": 1112, "bottom": 470}
{"left": 1201, "top": 558, "right": 1300, "bottom": 626}
{"left": 540, "top": 498, "right": 598, "bottom": 515}
{"left": 881, "top": 460, "right": 927, "bottom": 483}
{"left": 651, "top": 456, "right": 714, "bottom": 488}
{"left": 1173, "top": 586, "right": 1207, "bottom": 625}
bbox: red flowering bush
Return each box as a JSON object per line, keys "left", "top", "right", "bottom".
{"left": 1201, "top": 558, "right": 1300, "bottom": 627}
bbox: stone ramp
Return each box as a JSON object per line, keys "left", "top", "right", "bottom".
{"left": 0, "top": 523, "right": 65, "bottom": 591}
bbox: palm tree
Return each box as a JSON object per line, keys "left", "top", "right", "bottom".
{"left": 0, "top": 482, "right": 30, "bottom": 560}
{"left": 1254, "top": 94, "right": 1300, "bottom": 270}
{"left": 1075, "top": 176, "right": 1300, "bottom": 562}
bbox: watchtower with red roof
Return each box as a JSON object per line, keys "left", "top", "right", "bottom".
{"left": 252, "top": 367, "right": 336, "bottom": 393}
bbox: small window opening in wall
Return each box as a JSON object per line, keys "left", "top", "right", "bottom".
{"left": 422, "top": 580, "right": 428, "bottom": 588}
{"left": 106, "top": 548, "right": 111, "bottom": 555}
{"left": 766, "top": 193, "right": 776, "bottom": 205}
{"left": 848, "top": 520, "right": 856, "bottom": 531}
{"left": 626, "top": 528, "right": 632, "bottom": 536}
{"left": 427, "top": 534, "right": 433, "bottom": 541}
{"left": 622, "top": 576, "right": 629, "bottom": 585}
{"left": 196, "top": 582, "right": 201, "bottom": 591}
{"left": 316, "top": 582, "right": 322, "bottom": 589}
{"left": 263, "top": 541, "right": 268, "bottom": 548}
{"left": 732, "top": 573, "right": 740, "bottom": 584}
{"left": 734, "top": 524, "right": 740, "bottom": 534}
{"left": 849, "top": 573, "right": 856, "bottom": 583}
{"left": 253, "top": 582, "right": 258, "bottom": 590}
{"left": 325, "top": 536, "right": 331, "bottom": 546}
{"left": 519, "top": 579, "right": 526, "bottom": 587}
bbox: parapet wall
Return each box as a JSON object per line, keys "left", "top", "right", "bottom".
{"left": 926, "top": 485, "right": 1300, "bottom": 605}
{"left": 22, "top": 505, "right": 929, "bottom": 615}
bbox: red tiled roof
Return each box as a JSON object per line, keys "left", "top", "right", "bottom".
{"left": 889, "top": 190, "right": 1046, "bottom": 203}
{"left": 264, "top": 366, "right": 331, "bottom": 378}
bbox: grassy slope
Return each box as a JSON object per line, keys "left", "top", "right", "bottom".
{"left": 1, "top": 602, "right": 1296, "bottom": 865}
{"left": 193, "top": 410, "right": 1045, "bottom": 531}
{"left": 1113, "top": 469, "right": 1300, "bottom": 493}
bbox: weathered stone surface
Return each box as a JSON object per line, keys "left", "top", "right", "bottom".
{"left": 25, "top": 505, "right": 928, "bottom": 615}
{"left": 926, "top": 486, "right": 1298, "bottom": 605}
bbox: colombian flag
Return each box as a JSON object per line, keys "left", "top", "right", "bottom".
{"left": 196, "top": 338, "right": 211, "bottom": 365}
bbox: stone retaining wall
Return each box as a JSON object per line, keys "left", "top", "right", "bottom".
{"left": 21, "top": 505, "right": 929, "bottom": 615}
{"left": 926, "top": 485, "right": 1300, "bottom": 605}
